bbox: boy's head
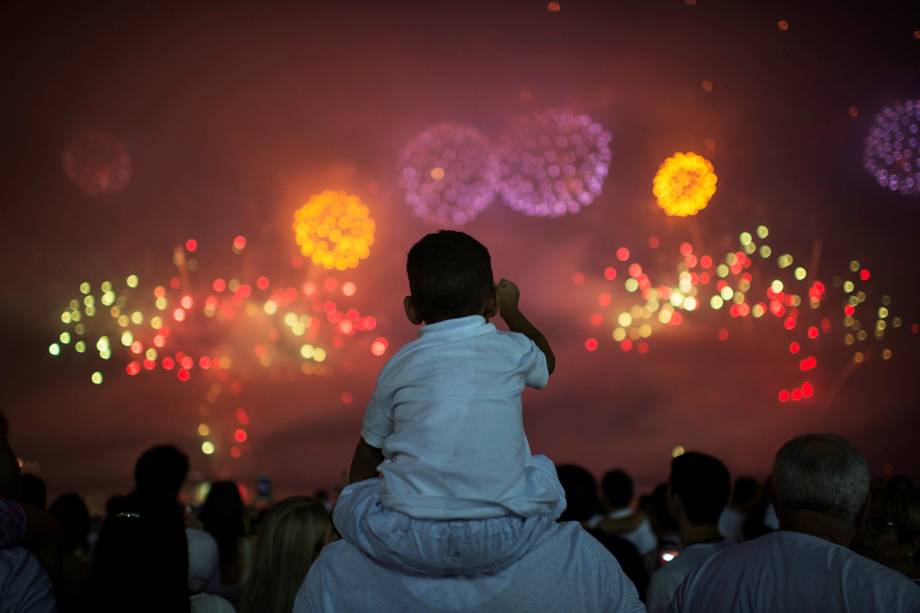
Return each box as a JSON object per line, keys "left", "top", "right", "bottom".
{"left": 405, "top": 231, "right": 496, "bottom": 324}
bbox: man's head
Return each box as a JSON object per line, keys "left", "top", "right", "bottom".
{"left": 773, "top": 434, "right": 870, "bottom": 541}
{"left": 405, "top": 231, "right": 496, "bottom": 324}
{"left": 730, "top": 476, "right": 760, "bottom": 511}
{"left": 134, "top": 445, "right": 189, "bottom": 498}
{"left": 602, "top": 469, "right": 634, "bottom": 510}
{"left": 668, "top": 452, "right": 731, "bottom": 527}
{"left": 557, "top": 464, "right": 600, "bottom": 523}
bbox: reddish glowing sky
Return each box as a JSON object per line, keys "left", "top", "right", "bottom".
{"left": 2, "top": 1, "right": 918, "bottom": 505}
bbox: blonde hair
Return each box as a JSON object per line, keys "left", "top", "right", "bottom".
{"left": 239, "top": 497, "right": 330, "bottom": 613}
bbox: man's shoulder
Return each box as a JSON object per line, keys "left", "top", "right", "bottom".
{"left": 313, "top": 538, "right": 363, "bottom": 564}
{"left": 534, "top": 521, "right": 622, "bottom": 565}
{"left": 308, "top": 538, "right": 376, "bottom": 580}
{"left": 683, "top": 531, "right": 920, "bottom": 595}
{"left": 316, "top": 521, "right": 613, "bottom": 575}
{"left": 300, "top": 524, "right": 644, "bottom": 613}
{"left": 295, "top": 540, "right": 369, "bottom": 610}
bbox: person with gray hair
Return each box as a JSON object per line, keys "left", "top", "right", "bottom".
{"left": 671, "top": 434, "right": 920, "bottom": 612}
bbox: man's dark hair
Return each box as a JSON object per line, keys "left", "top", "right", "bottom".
{"left": 406, "top": 231, "right": 494, "bottom": 322}
{"left": 134, "top": 445, "right": 189, "bottom": 497}
{"left": 670, "top": 452, "right": 731, "bottom": 525}
{"left": 731, "top": 476, "right": 760, "bottom": 506}
{"left": 557, "top": 464, "right": 600, "bottom": 523}
{"left": 602, "top": 469, "right": 634, "bottom": 509}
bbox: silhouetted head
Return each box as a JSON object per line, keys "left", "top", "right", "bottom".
{"left": 557, "top": 464, "right": 600, "bottom": 523}
{"left": 200, "top": 481, "right": 245, "bottom": 567}
{"left": 19, "top": 474, "right": 47, "bottom": 510}
{"left": 134, "top": 445, "right": 189, "bottom": 498}
{"left": 668, "top": 452, "right": 731, "bottom": 526}
{"left": 405, "top": 231, "right": 496, "bottom": 324}
{"left": 602, "top": 469, "right": 634, "bottom": 510}
{"left": 87, "top": 491, "right": 190, "bottom": 613}
{"left": 731, "top": 476, "right": 761, "bottom": 509}
{"left": 49, "top": 492, "right": 91, "bottom": 552}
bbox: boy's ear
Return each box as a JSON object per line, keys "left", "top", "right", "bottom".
{"left": 483, "top": 287, "right": 498, "bottom": 319}
{"left": 404, "top": 296, "right": 424, "bottom": 325}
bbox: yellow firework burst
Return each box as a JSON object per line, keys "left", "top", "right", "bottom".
{"left": 653, "top": 152, "right": 717, "bottom": 217}
{"left": 293, "top": 190, "right": 376, "bottom": 270}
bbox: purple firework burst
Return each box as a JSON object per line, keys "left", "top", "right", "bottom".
{"left": 397, "top": 122, "right": 498, "bottom": 226}
{"left": 496, "top": 109, "right": 612, "bottom": 217}
{"left": 863, "top": 100, "right": 920, "bottom": 196}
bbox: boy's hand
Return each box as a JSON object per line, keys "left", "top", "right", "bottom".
{"left": 496, "top": 278, "right": 521, "bottom": 316}
{"left": 495, "top": 278, "right": 556, "bottom": 375}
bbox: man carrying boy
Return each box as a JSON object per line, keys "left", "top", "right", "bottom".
{"left": 296, "top": 231, "right": 643, "bottom": 611}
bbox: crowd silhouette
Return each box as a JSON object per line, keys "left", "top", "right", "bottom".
{"left": 1, "top": 414, "right": 919, "bottom": 612}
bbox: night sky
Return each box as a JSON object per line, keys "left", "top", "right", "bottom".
{"left": 2, "top": 1, "right": 919, "bottom": 507}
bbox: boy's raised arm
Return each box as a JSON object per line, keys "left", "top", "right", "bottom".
{"left": 496, "top": 278, "right": 556, "bottom": 375}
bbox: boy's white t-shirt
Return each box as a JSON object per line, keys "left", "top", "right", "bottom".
{"left": 361, "top": 315, "right": 555, "bottom": 520}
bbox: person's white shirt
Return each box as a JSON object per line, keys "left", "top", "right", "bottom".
{"left": 646, "top": 540, "right": 730, "bottom": 613}
{"left": 361, "top": 315, "right": 556, "bottom": 520}
{"left": 609, "top": 508, "right": 658, "bottom": 555}
{"left": 190, "top": 592, "right": 235, "bottom": 613}
{"left": 671, "top": 530, "right": 920, "bottom": 612}
{"left": 187, "top": 527, "right": 221, "bottom": 593}
{"left": 0, "top": 547, "right": 55, "bottom": 613}
{"left": 718, "top": 507, "right": 747, "bottom": 543}
{"left": 295, "top": 520, "right": 645, "bottom": 612}
{"left": 763, "top": 503, "right": 779, "bottom": 530}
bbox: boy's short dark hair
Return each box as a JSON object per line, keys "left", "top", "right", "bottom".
{"left": 602, "top": 469, "right": 634, "bottom": 508}
{"left": 134, "top": 445, "right": 189, "bottom": 497}
{"left": 670, "top": 452, "right": 731, "bottom": 525}
{"left": 406, "top": 231, "right": 494, "bottom": 322}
